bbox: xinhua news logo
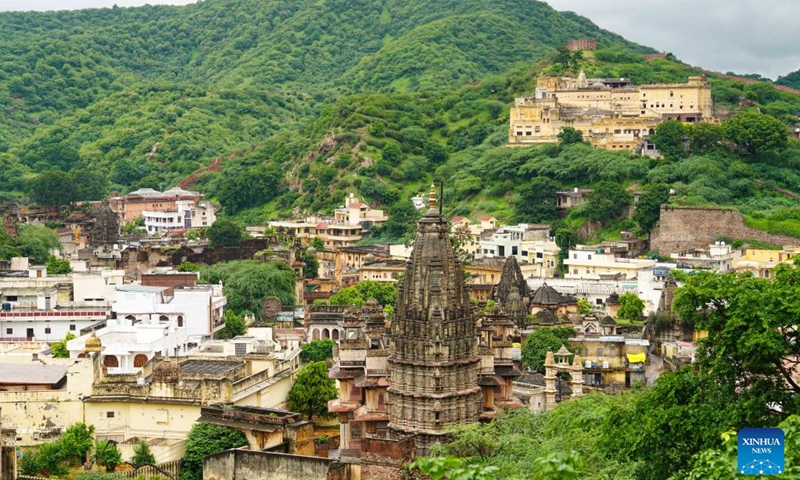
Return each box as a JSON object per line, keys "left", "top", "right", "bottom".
{"left": 738, "top": 428, "right": 785, "bottom": 475}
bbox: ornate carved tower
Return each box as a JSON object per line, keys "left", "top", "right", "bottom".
{"left": 387, "top": 185, "right": 482, "bottom": 456}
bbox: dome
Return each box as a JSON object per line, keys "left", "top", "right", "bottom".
{"left": 307, "top": 246, "right": 317, "bottom": 254}
{"left": 601, "top": 315, "right": 617, "bottom": 326}
{"left": 84, "top": 332, "right": 103, "bottom": 353}
{"left": 153, "top": 358, "right": 181, "bottom": 383}
{"left": 591, "top": 82, "right": 606, "bottom": 89}
{"left": 364, "top": 253, "right": 376, "bottom": 263}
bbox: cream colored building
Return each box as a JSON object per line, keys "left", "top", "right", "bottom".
{"left": 520, "top": 240, "right": 560, "bottom": 278}
{"left": 732, "top": 245, "right": 800, "bottom": 278}
{"left": 509, "top": 72, "right": 717, "bottom": 152}
{"left": 564, "top": 245, "right": 656, "bottom": 280}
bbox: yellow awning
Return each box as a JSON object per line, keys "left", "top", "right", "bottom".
{"left": 627, "top": 352, "right": 646, "bottom": 363}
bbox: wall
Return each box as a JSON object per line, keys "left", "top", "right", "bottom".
{"left": 203, "top": 450, "right": 333, "bottom": 480}
{"left": 650, "top": 206, "right": 800, "bottom": 254}
{"left": 86, "top": 401, "right": 201, "bottom": 445}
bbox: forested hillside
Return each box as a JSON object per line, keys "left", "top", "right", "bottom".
{"left": 3, "top": 0, "right": 800, "bottom": 245}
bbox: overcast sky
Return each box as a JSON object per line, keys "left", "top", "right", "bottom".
{"left": 0, "top": 0, "right": 796, "bottom": 79}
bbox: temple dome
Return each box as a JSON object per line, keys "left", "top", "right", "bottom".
{"left": 84, "top": 332, "right": 102, "bottom": 353}
{"left": 153, "top": 358, "right": 181, "bottom": 383}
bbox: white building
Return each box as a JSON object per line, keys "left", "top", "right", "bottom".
{"left": 0, "top": 267, "right": 122, "bottom": 342}
{"left": 67, "top": 316, "right": 188, "bottom": 374}
{"left": 478, "top": 224, "right": 550, "bottom": 259}
{"left": 111, "top": 284, "right": 226, "bottom": 347}
{"left": 142, "top": 199, "right": 216, "bottom": 235}
{"left": 563, "top": 245, "right": 656, "bottom": 280}
{"left": 670, "top": 241, "right": 741, "bottom": 272}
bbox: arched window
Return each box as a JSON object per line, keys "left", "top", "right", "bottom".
{"left": 125, "top": 315, "right": 136, "bottom": 321}
{"left": 77, "top": 353, "right": 86, "bottom": 359}
{"left": 312, "top": 329, "right": 320, "bottom": 340}
{"left": 177, "top": 316, "right": 184, "bottom": 327}
{"left": 133, "top": 354, "right": 148, "bottom": 368}
{"left": 323, "top": 328, "right": 330, "bottom": 339}
{"left": 332, "top": 329, "right": 340, "bottom": 341}
{"left": 103, "top": 355, "right": 119, "bottom": 368}
{"left": 159, "top": 315, "right": 169, "bottom": 323}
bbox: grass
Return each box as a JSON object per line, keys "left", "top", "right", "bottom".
{"left": 743, "top": 215, "right": 800, "bottom": 238}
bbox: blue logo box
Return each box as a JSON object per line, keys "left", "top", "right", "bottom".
{"left": 738, "top": 428, "right": 785, "bottom": 475}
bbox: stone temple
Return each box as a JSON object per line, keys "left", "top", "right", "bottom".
{"left": 328, "top": 186, "right": 521, "bottom": 480}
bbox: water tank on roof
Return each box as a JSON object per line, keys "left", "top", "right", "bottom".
{"left": 2, "top": 303, "right": 10, "bottom": 311}
{"left": 584, "top": 360, "right": 592, "bottom": 368}
{"left": 602, "top": 360, "right": 610, "bottom": 369}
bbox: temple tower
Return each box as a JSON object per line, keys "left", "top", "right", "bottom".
{"left": 387, "top": 185, "right": 482, "bottom": 456}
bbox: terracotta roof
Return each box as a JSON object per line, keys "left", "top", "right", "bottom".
{"left": 479, "top": 216, "right": 495, "bottom": 221}
{"left": 452, "top": 216, "right": 468, "bottom": 223}
{"left": 316, "top": 223, "right": 329, "bottom": 229}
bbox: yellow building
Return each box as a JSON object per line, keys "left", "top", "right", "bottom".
{"left": 508, "top": 72, "right": 717, "bottom": 152}
{"left": 732, "top": 246, "right": 800, "bottom": 278}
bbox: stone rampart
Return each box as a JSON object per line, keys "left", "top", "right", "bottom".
{"left": 650, "top": 206, "right": 800, "bottom": 254}
{"left": 203, "top": 450, "right": 333, "bottom": 480}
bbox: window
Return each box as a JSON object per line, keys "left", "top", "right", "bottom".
{"left": 573, "top": 253, "right": 577, "bottom": 259}
{"left": 45, "top": 327, "right": 51, "bottom": 334}
{"left": 573, "top": 269, "right": 578, "bottom": 275}
{"left": 6, "top": 296, "right": 17, "bottom": 302}
{"left": 107, "top": 412, "right": 115, "bottom": 418}
{"left": 70, "top": 324, "right": 76, "bottom": 331}
{"left": 5, "top": 328, "right": 11, "bottom": 335}
{"left": 103, "top": 355, "right": 119, "bottom": 368}
{"left": 536, "top": 252, "right": 543, "bottom": 259}
{"left": 596, "top": 348, "right": 604, "bottom": 357}
{"left": 134, "top": 354, "right": 148, "bottom": 368}
{"left": 596, "top": 298, "right": 603, "bottom": 305}
{"left": 588, "top": 254, "right": 592, "bottom": 260}
{"left": 177, "top": 316, "right": 184, "bottom": 327}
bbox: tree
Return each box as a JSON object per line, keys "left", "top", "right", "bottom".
{"left": 722, "top": 111, "right": 788, "bottom": 156}
{"left": 18, "top": 224, "right": 61, "bottom": 264}
{"left": 577, "top": 298, "right": 592, "bottom": 315}
{"left": 651, "top": 120, "right": 687, "bottom": 159}
{"left": 633, "top": 184, "right": 670, "bottom": 236}
{"left": 180, "top": 422, "right": 247, "bottom": 480}
{"left": 60, "top": 422, "right": 96, "bottom": 464}
{"left": 521, "top": 327, "right": 575, "bottom": 373}
{"left": 514, "top": 177, "right": 559, "bottom": 224}
{"left": 379, "top": 199, "right": 421, "bottom": 242}
{"left": 20, "top": 442, "right": 68, "bottom": 478}
{"left": 92, "top": 440, "right": 122, "bottom": 472}
{"left": 554, "top": 227, "right": 577, "bottom": 269}
{"left": 310, "top": 237, "right": 325, "bottom": 251}
{"left": 201, "top": 260, "right": 296, "bottom": 319}
{"left": 616, "top": 292, "right": 645, "bottom": 320}
{"left": 328, "top": 280, "right": 397, "bottom": 308}
{"left": 688, "top": 122, "right": 725, "bottom": 155}
{"left": 382, "top": 141, "right": 403, "bottom": 165}
{"left": 585, "top": 181, "right": 632, "bottom": 223}
{"left": 46, "top": 255, "right": 72, "bottom": 275}
{"left": 131, "top": 439, "right": 156, "bottom": 466}
{"left": 407, "top": 457, "right": 499, "bottom": 480}
{"left": 304, "top": 251, "right": 319, "bottom": 279}
{"left": 674, "top": 263, "right": 800, "bottom": 415}
{"left": 557, "top": 127, "right": 584, "bottom": 145}
{"left": 217, "top": 164, "right": 283, "bottom": 214}
{"left": 206, "top": 219, "right": 244, "bottom": 247}
{"left": 219, "top": 310, "right": 247, "bottom": 339}
{"left": 287, "top": 361, "right": 338, "bottom": 420}
{"left": 177, "top": 261, "right": 201, "bottom": 272}
{"left": 29, "top": 170, "right": 78, "bottom": 207}
{"left": 50, "top": 332, "right": 75, "bottom": 358}
{"left": 300, "top": 338, "right": 336, "bottom": 362}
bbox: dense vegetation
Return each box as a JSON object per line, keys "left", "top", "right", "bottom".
{"left": 2, "top": 0, "right": 800, "bottom": 245}
{"left": 417, "top": 261, "right": 800, "bottom": 479}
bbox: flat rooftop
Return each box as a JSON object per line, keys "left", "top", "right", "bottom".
{"left": 179, "top": 360, "right": 242, "bottom": 375}
{"left": 0, "top": 363, "right": 69, "bottom": 385}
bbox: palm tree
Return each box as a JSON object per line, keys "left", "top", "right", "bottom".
{"left": 92, "top": 440, "right": 122, "bottom": 472}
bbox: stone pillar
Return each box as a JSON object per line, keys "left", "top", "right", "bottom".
{"left": 570, "top": 354, "right": 585, "bottom": 398}
{"left": 544, "top": 350, "right": 557, "bottom": 411}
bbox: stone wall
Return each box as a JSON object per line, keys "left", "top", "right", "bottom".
{"left": 203, "top": 450, "right": 333, "bottom": 480}
{"left": 650, "top": 206, "right": 800, "bottom": 254}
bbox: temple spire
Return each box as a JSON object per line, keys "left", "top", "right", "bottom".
{"left": 428, "top": 183, "right": 437, "bottom": 209}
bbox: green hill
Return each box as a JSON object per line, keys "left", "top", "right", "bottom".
{"left": 2, "top": 0, "right": 800, "bottom": 244}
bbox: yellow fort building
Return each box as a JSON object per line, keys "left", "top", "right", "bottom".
{"left": 508, "top": 71, "right": 719, "bottom": 153}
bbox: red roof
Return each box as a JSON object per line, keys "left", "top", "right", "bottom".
{"left": 316, "top": 223, "right": 329, "bottom": 230}
{"left": 452, "top": 216, "right": 469, "bottom": 223}
{"left": 479, "top": 216, "right": 495, "bottom": 221}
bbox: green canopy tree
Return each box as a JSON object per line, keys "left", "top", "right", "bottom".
{"left": 722, "top": 110, "right": 788, "bottom": 156}
{"left": 218, "top": 310, "right": 247, "bottom": 339}
{"left": 287, "top": 361, "right": 338, "bottom": 420}
{"left": 616, "top": 292, "right": 645, "bottom": 320}
{"left": 201, "top": 260, "right": 296, "bottom": 319}
{"left": 521, "top": 327, "right": 575, "bottom": 373}
{"left": 651, "top": 120, "right": 687, "bottom": 159}
{"left": 328, "top": 280, "right": 397, "bottom": 308}
{"left": 92, "top": 440, "right": 122, "bottom": 472}
{"left": 206, "top": 219, "right": 244, "bottom": 247}
{"left": 46, "top": 255, "right": 72, "bottom": 275}
{"left": 29, "top": 170, "right": 78, "bottom": 207}
{"left": 514, "top": 177, "right": 559, "bottom": 224}
{"left": 180, "top": 423, "right": 247, "bottom": 480}
{"left": 633, "top": 184, "right": 671, "bottom": 236}
{"left": 557, "top": 126, "right": 584, "bottom": 145}
{"left": 300, "top": 338, "right": 336, "bottom": 362}
{"left": 18, "top": 224, "right": 61, "bottom": 264}
{"left": 50, "top": 332, "right": 75, "bottom": 358}
{"left": 585, "top": 181, "right": 632, "bottom": 224}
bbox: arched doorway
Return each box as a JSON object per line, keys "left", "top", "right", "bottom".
{"left": 332, "top": 329, "right": 340, "bottom": 340}
{"left": 312, "top": 328, "right": 320, "bottom": 340}
{"left": 133, "top": 354, "right": 148, "bottom": 368}
{"left": 103, "top": 355, "right": 119, "bottom": 368}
